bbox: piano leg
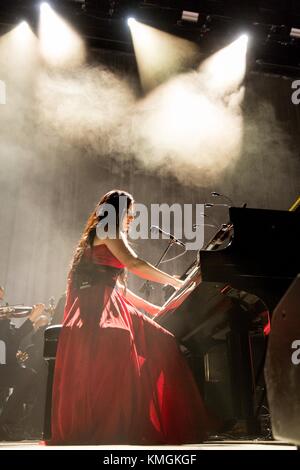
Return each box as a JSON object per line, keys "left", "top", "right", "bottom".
{"left": 227, "top": 329, "right": 259, "bottom": 435}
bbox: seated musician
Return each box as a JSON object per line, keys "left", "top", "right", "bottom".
{"left": 0, "top": 301, "right": 45, "bottom": 440}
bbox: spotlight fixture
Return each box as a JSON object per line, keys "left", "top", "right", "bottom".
{"left": 240, "top": 33, "right": 249, "bottom": 43}
{"left": 19, "top": 20, "right": 29, "bottom": 31}
{"left": 290, "top": 27, "right": 300, "bottom": 38}
{"left": 40, "top": 2, "right": 50, "bottom": 12}
{"left": 181, "top": 11, "right": 199, "bottom": 24}
{"left": 127, "top": 17, "right": 136, "bottom": 27}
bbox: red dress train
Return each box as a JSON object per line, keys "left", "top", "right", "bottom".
{"left": 50, "top": 245, "right": 213, "bottom": 445}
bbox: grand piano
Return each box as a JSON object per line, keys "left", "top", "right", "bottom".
{"left": 43, "top": 206, "right": 300, "bottom": 439}
{"left": 154, "top": 207, "right": 300, "bottom": 435}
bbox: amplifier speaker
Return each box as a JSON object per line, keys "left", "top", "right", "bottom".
{"left": 265, "top": 274, "right": 300, "bottom": 444}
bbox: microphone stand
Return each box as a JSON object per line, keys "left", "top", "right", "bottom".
{"left": 140, "top": 239, "right": 177, "bottom": 301}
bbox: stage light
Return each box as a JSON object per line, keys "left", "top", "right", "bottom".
{"left": 239, "top": 34, "right": 249, "bottom": 45}
{"left": 0, "top": 21, "right": 38, "bottom": 81}
{"left": 290, "top": 27, "right": 300, "bottom": 38}
{"left": 40, "top": 2, "right": 51, "bottom": 14}
{"left": 18, "top": 21, "right": 29, "bottom": 31}
{"left": 181, "top": 11, "right": 199, "bottom": 23}
{"left": 127, "top": 17, "right": 136, "bottom": 27}
{"left": 5, "top": 21, "right": 37, "bottom": 52}
{"left": 128, "top": 20, "right": 198, "bottom": 91}
{"left": 199, "top": 33, "right": 249, "bottom": 94}
{"left": 137, "top": 73, "right": 243, "bottom": 177}
{"left": 14, "top": 21, "right": 31, "bottom": 40}
{"left": 39, "top": 2, "right": 85, "bottom": 67}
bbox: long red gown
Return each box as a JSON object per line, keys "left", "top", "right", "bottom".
{"left": 50, "top": 245, "right": 213, "bottom": 445}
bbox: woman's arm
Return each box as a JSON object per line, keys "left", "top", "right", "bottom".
{"left": 117, "top": 282, "right": 161, "bottom": 316}
{"left": 104, "top": 234, "right": 183, "bottom": 289}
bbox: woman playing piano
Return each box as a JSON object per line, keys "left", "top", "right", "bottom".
{"left": 50, "top": 189, "right": 213, "bottom": 445}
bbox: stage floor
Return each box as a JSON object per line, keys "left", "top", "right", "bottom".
{"left": 0, "top": 440, "right": 297, "bottom": 450}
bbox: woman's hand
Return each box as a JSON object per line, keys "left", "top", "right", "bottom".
{"left": 171, "top": 277, "right": 184, "bottom": 290}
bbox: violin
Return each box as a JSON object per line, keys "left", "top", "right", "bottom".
{"left": 0, "top": 305, "right": 33, "bottom": 320}
{"left": 0, "top": 297, "right": 55, "bottom": 320}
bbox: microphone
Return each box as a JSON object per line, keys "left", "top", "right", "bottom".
{"left": 205, "top": 203, "right": 229, "bottom": 208}
{"left": 150, "top": 226, "right": 186, "bottom": 247}
{"left": 193, "top": 223, "right": 217, "bottom": 229}
{"left": 211, "top": 191, "right": 234, "bottom": 205}
{"left": 206, "top": 196, "right": 247, "bottom": 209}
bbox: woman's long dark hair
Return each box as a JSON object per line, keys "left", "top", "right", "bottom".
{"left": 69, "top": 189, "right": 134, "bottom": 282}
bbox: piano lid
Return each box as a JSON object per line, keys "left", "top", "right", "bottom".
{"left": 200, "top": 207, "right": 300, "bottom": 311}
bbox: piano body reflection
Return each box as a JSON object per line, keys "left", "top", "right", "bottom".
{"left": 154, "top": 207, "right": 300, "bottom": 434}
